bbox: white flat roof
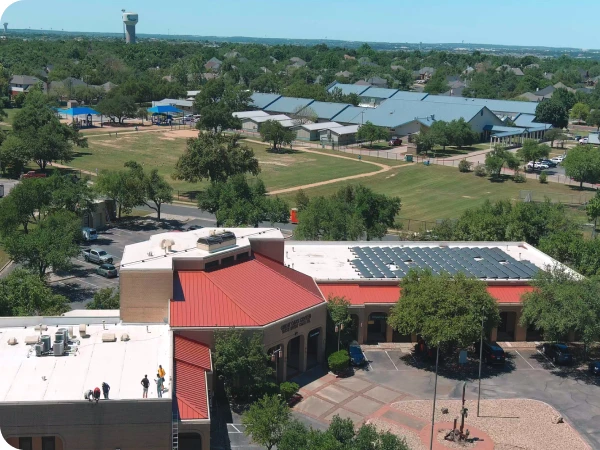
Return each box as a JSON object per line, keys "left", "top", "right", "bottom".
{"left": 120, "top": 227, "right": 283, "bottom": 270}
{"left": 295, "top": 122, "right": 342, "bottom": 131}
{"left": 233, "top": 110, "right": 270, "bottom": 119}
{"left": 283, "top": 241, "right": 571, "bottom": 282}
{"left": 0, "top": 323, "right": 171, "bottom": 402}
{"left": 329, "top": 125, "right": 359, "bottom": 135}
{"left": 244, "top": 114, "right": 291, "bottom": 124}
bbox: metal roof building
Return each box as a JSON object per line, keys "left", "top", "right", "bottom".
{"left": 513, "top": 113, "right": 552, "bottom": 130}
{"left": 250, "top": 92, "right": 281, "bottom": 109}
{"left": 390, "top": 91, "right": 430, "bottom": 101}
{"left": 359, "top": 87, "right": 399, "bottom": 100}
{"left": 327, "top": 83, "right": 371, "bottom": 96}
{"left": 422, "top": 95, "right": 538, "bottom": 116}
{"left": 330, "top": 106, "right": 370, "bottom": 124}
{"left": 264, "top": 96, "right": 315, "bottom": 115}
{"left": 301, "top": 101, "right": 351, "bottom": 121}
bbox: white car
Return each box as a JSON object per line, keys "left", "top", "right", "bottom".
{"left": 534, "top": 162, "right": 549, "bottom": 170}
{"left": 579, "top": 137, "right": 589, "bottom": 144}
{"left": 551, "top": 155, "right": 564, "bottom": 164}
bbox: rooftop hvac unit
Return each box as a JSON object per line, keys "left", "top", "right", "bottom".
{"left": 54, "top": 331, "right": 64, "bottom": 344}
{"left": 53, "top": 341, "right": 64, "bottom": 356}
{"left": 35, "top": 344, "right": 42, "bottom": 357}
{"left": 41, "top": 335, "right": 51, "bottom": 353}
{"left": 79, "top": 324, "right": 87, "bottom": 337}
{"left": 58, "top": 328, "right": 69, "bottom": 345}
{"left": 197, "top": 231, "right": 236, "bottom": 252}
{"left": 7, "top": 337, "right": 17, "bottom": 345}
{"left": 24, "top": 335, "right": 39, "bottom": 345}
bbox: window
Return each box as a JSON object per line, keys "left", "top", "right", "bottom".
{"left": 42, "top": 437, "right": 56, "bottom": 450}
{"left": 18, "top": 438, "right": 32, "bottom": 450}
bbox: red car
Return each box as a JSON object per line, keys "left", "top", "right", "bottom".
{"left": 389, "top": 137, "right": 403, "bottom": 146}
{"left": 20, "top": 171, "right": 47, "bottom": 180}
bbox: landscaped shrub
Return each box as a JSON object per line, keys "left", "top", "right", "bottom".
{"left": 539, "top": 171, "right": 548, "bottom": 183}
{"left": 513, "top": 171, "right": 527, "bottom": 183}
{"left": 279, "top": 382, "right": 299, "bottom": 401}
{"left": 474, "top": 164, "right": 487, "bottom": 177}
{"left": 328, "top": 350, "right": 350, "bottom": 373}
{"left": 458, "top": 160, "right": 473, "bottom": 173}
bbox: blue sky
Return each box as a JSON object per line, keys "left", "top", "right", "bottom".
{"left": 1, "top": 0, "right": 598, "bottom": 49}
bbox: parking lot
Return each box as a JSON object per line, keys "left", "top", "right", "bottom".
{"left": 50, "top": 218, "right": 191, "bottom": 309}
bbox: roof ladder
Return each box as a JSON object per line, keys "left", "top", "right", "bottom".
{"left": 172, "top": 411, "right": 179, "bottom": 450}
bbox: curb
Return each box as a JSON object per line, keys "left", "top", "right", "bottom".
{"left": 0, "top": 260, "right": 13, "bottom": 275}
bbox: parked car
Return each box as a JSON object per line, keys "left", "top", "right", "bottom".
{"left": 348, "top": 341, "right": 366, "bottom": 366}
{"left": 187, "top": 225, "right": 203, "bottom": 231}
{"left": 82, "top": 248, "right": 115, "bottom": 265}
{"left": 82, "top": 227, "right": 98, "bottom": 241}
{"left": 542, "top": 343, "right": 574, "bottom": 365}
{"left": 474, "top": 340, "right": 506, "bottom": 365}
{"left": 389, "top": 137, "right": 403, "bottom": 146}
{"left": 551, "top": 155, "right": 564, "bottom": 164}
{"left": 20, "top": 171, "right": 47, "bottom": 180}
{"left": 96, "top": 263, "right": 118, "bottom": 278}
{"left": 538, "top": 159, "right": 557, "bottom": 168}
{"left": 589, "top": 361, "right": 600, "bottom": 375}
{"left": 534, "top": 162, "right": 549, "bottom": 170}
{"left": 579, "top": 137, "right": 589, "bottom": 145}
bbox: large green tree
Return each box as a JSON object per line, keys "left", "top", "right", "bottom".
{"left": 521, "top": 267, "right": 600, "bottom": 353}
{"left": 516, "top": 139, "right": 550, "bottom": 163}
{"left": 260, "top": 120, "right": 296, "bottom": 151}
{"left": 213, "top": 329, "right": 274, "bottom": 401}
{"left": 446, "top": 118, "right": 479, "bottom": 149}
{"left": 587, "top": 191, "right": 600, "bottom": 234}
{"left": 295, "top": 185, "right": 401, "bottom": 241}
{"left": 587, "top": 109, "right": 600, "bottom": 131}
{"left": 535, "top": 99, "right": 568, "bottom": 129}
{"left": 10, "top": 91, "right": 88, "bottom": 170}
{"left": 0, "top": 269, "right": 70, "bottom": 316}
{"left": 389, "top": 270, "right": 500, "bottom": 350}
{"left": 484, "top": 145, "right": 519, "bottom": 179}
{"left": 124, "top": 161, "right": 173, "bottom": 220}
{"left": 570, "top": 102, "right": 590, "bottom": 123}
{"left": 3, "top": 210, "right": 81, "bottom": 279}
{"left": 356, "top": 121, "right": 389, "bottom": 147}
{"left": 96, "top": 95, "right": 137, "bottom": 124}
{"left": 86, "top": 288, "right": 120, "bottom": 310}
{"left": 562, "top": 145, "right": 600, "bottom": 189}
{"left": 242, "top": 395, "right": 291, "bottom": 450}
{"left": 193, "top": 78, "right": 252, "bottom": 132}
{"left": 95, "top": 167, "right": 145, "bottom": 219}
{"left": 543, "top": 128, "right": 566, "bottom": 148}
{"left": 197, "top": 175, "right": 289, "bottom": 227}
{"left": 173, "top": 132, "right": 260, "bottom": 183}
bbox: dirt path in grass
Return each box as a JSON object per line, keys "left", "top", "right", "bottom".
{"left": 241, "top": 138, "right": 400, "bottom": 195}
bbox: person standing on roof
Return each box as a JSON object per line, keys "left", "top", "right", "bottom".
{"left": 141, "top": 375, "right": 150, "bottom": 398}
{"left": 93, "top": 387, "right": 101, "bottom": 403}
{"left": 155, "top": 373, "right": 164, "bottom": 398}
{"left": 102, "top": 382, "right": 110, "bottom": 399}
{"left": 158, "top": 365, "right": 166, "bottom": 380}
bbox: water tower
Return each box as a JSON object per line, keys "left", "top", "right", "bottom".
{"left": 122, "top": 12, "right": 138, "bottom": 44}
{"left": 3, "top": 23, "right": 7, "bottom": 34}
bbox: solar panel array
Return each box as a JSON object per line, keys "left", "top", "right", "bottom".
{"left": 349, "top": 246, "right": 539, "bottom": 280}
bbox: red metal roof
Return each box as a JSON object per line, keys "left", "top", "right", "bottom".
{"left": 170, "top": 256, "right": 325, "bottom": 327}
{"left": 175, "top": 360, "right": 208, "bottom": 420}
{"left": 174, "top": 335, "right": 211, "bottom": 371}
{"left": 174, "top": 335, "right": 211, "bottom": 420}
{"left": 254, "top": 253, "right": 323, "bottom": 298}
{"left": 318, "top": 284, "right": 534, "bottom": 305}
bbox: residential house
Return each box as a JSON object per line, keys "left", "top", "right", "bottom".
{"left": 327, "top": 83, "right": 371, "bottom": 96}
{"left": 358, "top": 57, "right": 377, "bottom": 67}
{"left": 8, "top": 75, "right": 45, "bottom": 97}
{"left": 543, "top": 72, "right": 554, "bottom": 80}
{"left": 496, "top": 65, "right": 524, "bottom": 76}
{"left": 354, "top": 80, "right": 371, "bottom": 86}
{"left": 313, "top": 75, "right": 324, "bottom": 84}
{"left": 260, "top": 67, "right": 272, "bottom": 74}
{"left": 415, "top": 67, "right": 435, "bottom": 81}
{"left": 224, "top": 50, "right": 241, "bottom": 59}
{"left": 391, "top": 65, "right": 405, "bottom": 71}
{"left": 269, "top": 56, "right": 278, "bottom": 64}
{"left": 204, "top": 57, "right": 222, "bottom": 72}
{"left": 335, "top": 70, "right": 353, "bottom": 78}
{"left": 525, "top": 64, "right": 540, "bottom": 70}
{"left": 463, "top": 66, "right": 475, "bottom": 75}
{"left": 366, "top": 76, "right": 388, "bottom": 88}
{"left": 202, "top": 73, "right": 219, "bottom": 81}
{"left": 577, "top": 68, "right": 590, "bottom": 81}
{"left": 344, "top": 54, "right": 356, "bottom": 61}
{"left": 289, "top": 57, "right": 307, "bottom": 67}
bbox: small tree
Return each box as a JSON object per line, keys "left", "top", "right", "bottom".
{"left": 96, "top": 169, "right": 145, "bottom": 219}
{"left": 0, "top": 268, "right": 70, "bottom": 316}
{"left": 291, "top": 105, "right": 317, "bottom": 126}
{"left": 570, "top": 102, "right": 590, "bottom": 123}
{"left": 587, "top": 191, "right": 600, "bottom": 233}
{"left": 562, "top": 145, "right": 600, "bottom": 189}
{"left": 517, "top": 139, "right": 550, "bottom": 163}
{"left": 279, "top": 382, "right": 299, "bottom": 401}
{"left": 458, "top": 160, "right": 472, "bottom": 173}
{"left": 357, "top": 121, "right": 389, "bottom": 147}
{"left": 429, "top": 120, "right": 449, "bottom": 151}
{"left": 544, "top": 128, "right": 566, "bottom": 148}
{"left": 446, "top": 118, "right": 479, "bottom": 149}
{"left": 242, "top": 394, "right": 290, "bottom": 450}
{"left": 259, "top": 120, "right": 296, "bottom": 152}
{"left": 413, "top": 127, "right": 436, "bottom": 155}
{"left": 86, "top": 288, "right": 120, "bottom": 310}
{"left": 136, "top": 107, "right": 149, "bottom": 124}
{"left": 213, "top": 329, "right": 273, "bottom": 401}
{"left": 587, "top": 109, "right": 600, "bottom": 131}
{"left": 389, "top": 269, "right": 500, "bottom": 351}
{"left": 328, "top": 350, "right": 350, "bottom": 373}
{"left": 539, "top": 171, "right": 548, "bottom": 183}
{"left": 96, "top": 95, "right": 137, "bottom": 124}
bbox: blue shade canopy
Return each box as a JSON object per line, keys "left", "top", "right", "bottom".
{"left": 147, "top": 105, "right": 183, "bottom": 114}
{"left": 63, "top": 107, "right": 100, "bottom": 116}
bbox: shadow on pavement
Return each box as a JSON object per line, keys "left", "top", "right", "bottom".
{"left": 111, "top": 217, "right": 185, "bottom": 232}
{"left": 399, "top": 351, "right": 516, "bottom": 381}
{"left": 210, "top": 381, "right": 233, "bottom": 450}
{"left": 290, "top": 366, "right": 329, "bottom": 389}
{"left": 50, "top": 282, "right": 95, "bottom": 305}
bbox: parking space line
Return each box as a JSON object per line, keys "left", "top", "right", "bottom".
{"left": 73, "top": 278, "right": 101, "bottom": 288}
{"left": 230, "top": 425, "right": 242, "bottom": 433}
{"left": 385, "top": 351, "right": 399, "bottom": 371}
{"left": 537, "top": 349, "right": 556, "bottom": 369}
{"left": 89, "top": 274, "right": 119, "bottom": 284}
{"left": 363, "top": 351, "right": 375, "bottom": 371}
{"left": 515, "top": 350, "right": 536, "bottom": 369}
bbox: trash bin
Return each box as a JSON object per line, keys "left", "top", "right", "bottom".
{"left": 405, "top": 154, "right": 413, "bottom": 162}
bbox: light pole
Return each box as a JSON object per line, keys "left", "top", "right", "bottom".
{"left": 335, "top": 323, "right": 344, "bottom": 352}
{"left": 429, "top": 344, "right": 440, "bottom": 450}
{"left": 477, "top": 308, "right": 486, "bottom": 417}
{"left": 121, "top": 9, "right": 126, "bottom": 41}
{"left": 271, "top": 347, "right": 282, "bottom": 383}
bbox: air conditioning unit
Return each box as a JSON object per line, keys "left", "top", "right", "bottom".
{"left": 41, "top": 335, "right": 51, "bottom": 353}
{"left": 53, "top": 341, "right": 65, "bottom": 356}
{"left": 197, "top": 231, "right": 236, "bottom": 253}
{"left": 35, "top": 344, "right": 42, "bottom": 357}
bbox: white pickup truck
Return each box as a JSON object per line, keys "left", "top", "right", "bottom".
{"left": 82, "top": 248, "right": 114, "bottom": 265}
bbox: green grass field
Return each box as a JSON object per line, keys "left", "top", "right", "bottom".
{"left": 279, "top": 164, "right": 595, "bottom": 223}
{"left": 67, "top": 132, "right": 377, "bottom": 200}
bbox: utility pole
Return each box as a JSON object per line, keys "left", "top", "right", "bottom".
{"left": 429, "top": 345, "right": 440, "bottom": 450}
{"left": 335, "top": 323, "right": 344, "bottom": 352}
{"left": 270, "top": 347, "right": 282, "bottom": 383}
{"left": 477, "top": 308, "right": 486, "bottom": 417}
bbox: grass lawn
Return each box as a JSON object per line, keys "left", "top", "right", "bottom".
{"left": 309, "top": 148, "right": 408, "bottom": 167}
{"left": 66, "top": 132, "right": 377, "bottom": 200}
{"left": 278, "top": 164, "right": 596, "bottom": 223}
